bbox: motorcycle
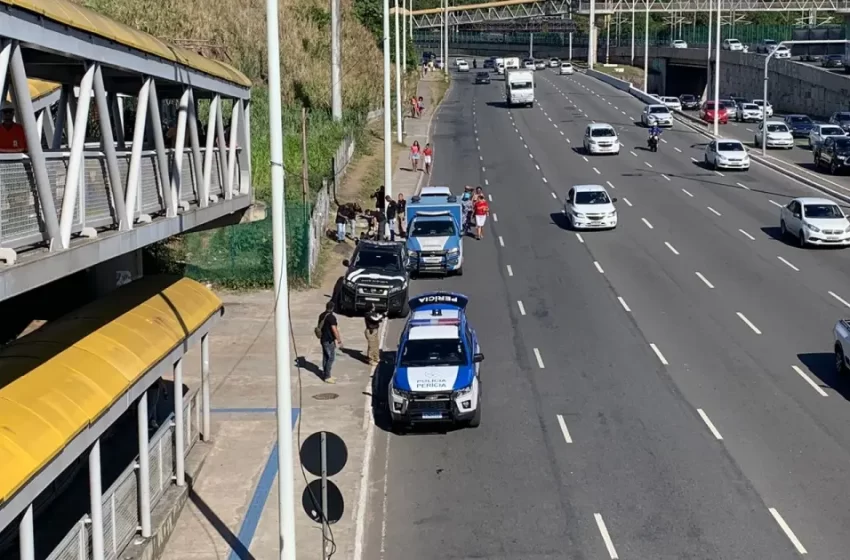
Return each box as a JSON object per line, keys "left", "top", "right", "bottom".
{"left": 647, "top": 134, "right": 659, "bottom": 152}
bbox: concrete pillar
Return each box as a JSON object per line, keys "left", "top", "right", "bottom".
{"left": 86, "top": 250, "right": 143, "bottom": 298}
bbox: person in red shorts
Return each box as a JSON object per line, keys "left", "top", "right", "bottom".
{"left": 0, "top": 104, "right": 27, "bottom": 153}
{"left": 473, "top": 193, "right": 490, "bottom": 241}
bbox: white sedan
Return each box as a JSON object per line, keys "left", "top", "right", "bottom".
{"left": 641, "top": 104, "right": 673, "bottom": 127}
{"left": 660, "top": 96, "right": 682, "bottom": 111}
{"left": 774, "top": 45, "right": 791, "bottom": 59}
{"left": 671, "top": 40, "right": 688, "bottom": 49}
{"left": 559, "top": 62, "right": 574, "bottom": 75}
{"left": 780, "top": 197, "right": 850, "bottom": 247}
{"left": 704, "top": 139, "right": 750, "bottom": 170}
{"left": 563, "top": 184, "right": 618, "bottom": 230}
{"left": 809, "top": 124, "right": 846, "bottom": 148}
{"left": 457, "top": 60, "right": 470, "bottom": 72}
{"left": 583, "top": 123, "right": 620, "bottom": 155}
{"left": 753, "top": 99, "right": 773, "bottom": 117}
{"left": 755, "top": 121, "right": 794, "bottom": 149}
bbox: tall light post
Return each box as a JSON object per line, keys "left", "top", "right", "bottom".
{"left": 589, "top": 0, "right": 596, "bottom": 69}
{"left": 394, "top": 0, "right": 402, "bottom": 144}
{"left": 402, "top": 0, "right": 407, "bottom": 81}
{"left": 331, "top": 0, "right": 342, "bottom": 120}
{"left": 439, "top": 0, "right": 444, "bottom": 69}
{"left": 705, "top": 0, "right": 712, "bottom": 103}
{"left": 605, "top": 14, "right": 611, "bottom": 64}
{"left": 713, "top": 0, "right": 721, "bottom": 136}
{"left": 266, "top": 0, "right": 297, "bottom": 556}
{"left": 642, "top": 0, "right": 649, "bottom": 91}
{"left": 630, "top": 0, "right": 635, "bottom": 66}
{"left": 568, "top": 0, "right": 573, "bottom": 60}
{"left": 444, "top": 0, "right": 449, "bottom": 75}
{"left": 383, "top": 0, "right": 392, "bottom": 200}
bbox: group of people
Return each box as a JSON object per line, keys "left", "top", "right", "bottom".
{"left": 461, "top": 185, "right": 490, "bottom": 241}
{"left": 409, "top": 141, "right": 433, "bottom": 174}
{"left": 333, "top": 187, "right": 408, "bottom": 243}
{"left": 410, "top": 96, "right": 424, "bottom": 118}
{"left": 315, "top": 298, "right": 386, "bottom": 384}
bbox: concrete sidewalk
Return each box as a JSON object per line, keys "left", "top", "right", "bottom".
{"left": 155, "top": 73, "right": 447, "bottom": 560}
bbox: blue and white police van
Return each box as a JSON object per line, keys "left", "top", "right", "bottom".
{"left": 388, "top": 292, "right": 484, "bottom": 429}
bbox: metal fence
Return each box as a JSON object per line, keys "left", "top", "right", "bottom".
{"left": 44, "top": 389, "right": 202, "bottom": 560}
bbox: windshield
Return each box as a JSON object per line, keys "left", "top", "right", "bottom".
{"left": 742, "top": 104, "right": 758, "bottom": 110}
{"left": 718, "top": 142, "right": 745, "bottom": 151}
{"left": 754, "top": 100, "right": 768, "bottom": 107}
{"left": 836, "top": 113, "right": 850, "bottom": 122}
{"left": 353, "top": 250, "right": 401, "bottom": 271}
{"left": 767, "top": 124, "right": 789, "bottom": 133}
{"left": 728, "top": 39, "right": 741, "bottom": 44}
{"left": 591, "top": 128, "right": 616, "bottom": 138}
{"left": 804, "top": 204, "right": 844, "bottom": 219}
{"left": 788, "top": 116, "right": 812, "bottom": 124}
{"left": 510, "top": 80, "right": 533, "bottom": 90}
{"left": 822, "top": 127, "right": 844, "bottom": 136}
{"left": 681, "top": 95, "right": 695, "bottom": 101}
{"left": 834, "top": 138, "right": 850, "bottom": 150}
{"left": 649, "top": 106, "right": 669, "bottom": 114}
{"left": 764, "top": 40, "right": 776, "bottom": 45}
{"left": 411, "top": 219, "right": 456, "bottom": 237}
{"left": 575, "top": 191, "right": 611, "bottom": 205}
{"left": 704, "top": 102, "right": 719, "bottom": 110}
{"left": 400, "top": 338, "right": 467, "bottom": 367}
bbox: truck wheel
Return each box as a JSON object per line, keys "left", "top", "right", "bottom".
{"left": 836, "top": 344, "right": 847, "bottom": 375}
{"left": 455, "top": 266, "right": 463, "bottom": 277}
{"left": 468, "top": 402, "right": 481, "bottom": 428}
{"left": 397, "top": 298, "right": 410, "bottom": 318}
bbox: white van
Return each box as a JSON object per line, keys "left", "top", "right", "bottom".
{"left": 505, "top": 69, "right": 534, "bottom": 107}
{"left": 494, "top": 57, "right": 505, "bottom": 74}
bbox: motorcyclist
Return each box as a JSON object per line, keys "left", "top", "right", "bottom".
{"left": 648, "top": 124, "right": 662, "bottom": 150}
{"left": 473, "top": 59, "right": 477, "bottom": 69}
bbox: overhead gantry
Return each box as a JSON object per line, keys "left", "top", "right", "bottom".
{"left": 0, "top": 0, "right": 254, "bottom": 301}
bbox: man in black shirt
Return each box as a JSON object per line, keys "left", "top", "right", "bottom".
{"left": 317, "top": 301, "right": 342, "bottom": 383}
{"left": 384, "top": 195, "right": 398, "bottom": 241}
{"left": 364, "top": 303, "right": 385, "bottom": 366}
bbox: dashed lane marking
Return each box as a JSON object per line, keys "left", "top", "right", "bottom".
{"left": 594, "top": 261, "right": 605, "bottom": 274}
{"left": 737, "top": 312, "right": 762, "bottom": 335}
{"left": 697, "top": 409, "right": 723, "bottom": 440}
{"left": 517, "top": 300, "right": 526, "bottom": 315}
{"left": 649, "top": 344, "right": 669, "bottom": 365}
{"left": 618, "top": 297, "right": 631, "bottom": 312}
{"left": 594, "top": 514, "right": 619, "bottom": 559}
{"left": 739, "top": 229, "right": 755, "bottom": 240}
{"left": 769, "top": 508, "right": 807, "bottom": 555}
{"left": 576, "top": 233, "right": 584, "bottom": 243}
{"left": 695, "top": 272, "right": 715, "bottom": 289}
{"left": 533, "top": 348, "right": 545, "bottom": 369}
{"left": 792, "top": 365, "right": 829, "bottom": 397}
{"left": 777, "top": 256, "right": 799, "bottom": 272}
{"left": 707, "top": 206, "right": 722, "bottom": 217}
{"left": 506, "top": 265, "right": 513, "bottom": 276}
{"left": 665, "top": 242, "right": 679, "bottom": 255}
{"left": 682, "top": 188, "right": 694, "bottom": 197}
{"left": 623, "top": 198, "right": 633, "bottom": 207}
{"left": 556, "top": 414, "right": 573, "bottom": 443}
{"left": 499, "top": 236, "right": 505, "bottom": 247}
{"left": 641, "top": 218, "right": 654, "bottom": 229}
{"left": 829, "top": 290, "right": 850, "bottom": 308}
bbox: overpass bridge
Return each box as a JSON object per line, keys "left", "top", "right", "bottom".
{"left": 0, "top": 1, "right": 256, "bottom": 559}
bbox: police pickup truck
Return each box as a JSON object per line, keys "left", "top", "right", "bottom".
{"left": 338, "top": 240, "right": 410, "bottom": 317}
{"left": 405, "top": 195, "right": 464, "bottom": 276}
{"left": 389, "top": 292, "right": 483, "bottom": 430}
{"left": 834, "top": 319, "right": 850, "bottom": 374}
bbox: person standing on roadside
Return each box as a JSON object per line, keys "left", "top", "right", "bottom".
{"left": 423, "top": 143, "right": 434, "bottom": 175}
{"left": 410, "top": 141, "right": 421, "bottom": 171}
{"left": 364, "top": 303, "right": 385, "bottom": 366}
{"left": 461, "top": 186, "right": 474, "bottom": 234}
{"left": 473, "top": 193, "right": 490, "bottom": 241}
{"left": 316, "top": 301, "right": 342, "bottom": 384}
{"left": 418, "top": 96, "right": 425, "bottom": 117}
{"left": 396, "top": 193, "right": 407, "bottom": 237}
{"left": 385, "top": 195, "right": 398, "bottom": 241}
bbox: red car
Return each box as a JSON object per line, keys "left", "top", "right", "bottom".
{"left": 700, "top": 102, "right": 728, "bottom": 124}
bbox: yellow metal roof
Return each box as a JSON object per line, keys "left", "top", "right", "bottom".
{"left": 412, "top": 0, "right": 539, "bottom": 15}
{"left": 0, "top": 277, "right": 222, "bottom": 505}
{"left": 1, "top": 0, "right": 252, "bottom": 88}
{"left": 3, "top": 80, "right": 61, "bottom": 104}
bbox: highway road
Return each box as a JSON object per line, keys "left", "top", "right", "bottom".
{"left": 362, "top": 66, "right": 850, "bottom": 559}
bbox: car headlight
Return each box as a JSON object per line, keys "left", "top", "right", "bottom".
{"left": 453, "top": 384, "right": 473, "bottom": 398}
{"left": 389, "top": 282, "right": 406, "bottom": 293}
{"left": 805, "top": 222, "right": 821, "bottom": 233}
{"left": 606, "top": 211, "right": 617, "bottom": 218}
{"left": 447, "top": 247, "right": 459, "bottom": 255}
{"left": 391, "top": 386, "right": 410, "bottom": 399}
{"left": 344, "top": 278, "right": 355, "bottom": 288}
{"left": 573, "top": 211, "right": 586, "bottom": 218}
{"left": 408, "top": 249, "right": 418, "bottom": 258}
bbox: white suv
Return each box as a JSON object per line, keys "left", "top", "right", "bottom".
{"left": 583, "top": 123, "right": 620, "bottom": 155}
{"left": 563, "top": 185, "right": 618, "bottom": 230}
{"left": 722, "top": 38, "right": 744, "bottom": 51}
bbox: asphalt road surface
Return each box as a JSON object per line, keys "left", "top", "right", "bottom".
{"left": 362, "top": 66, "right": 850, "bottom": 559}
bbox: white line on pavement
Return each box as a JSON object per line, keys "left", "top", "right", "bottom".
{"left": 566, "top": 137, "right": 571, "bottom": 143}
{"left": 665, "top": 242, "right": 680, "bottom": 255}
{"left": 674, "top": 147, "right": 682, "bottom": 152}
{"left": 482, "top": 166, "right": 486, "bottom": 172}
{"left": 746, "top": 127, "right": 754, "bottom": 132}
{"left": 485, "top": 179, "right": 490, "bottom": 186}
{"left": 739, "top": 229, "right": 755, "bottom": 240}
{"left": 621, "top": 110, "right": 627, "bottom": 115}
{"left": 560, "top": 130, "right": 565, "bottom": 135}
{"left": 499, "top": 236, "right": 505, "bottom": 247}
{"left": 697, "top": 409, "right": 723, "bottom": 440}
{"left": 662, "top": 174, "right": 671, "bottom": 181}
{"left": 606, "top": 181, "right": 615, "bottom": 189}
{"left": 594, "top": 167, "right": 601, "bottom": 175}
{"left": 715, "top": 170, "right": 725, "bottom": 177}
{"left": 528, "top": 153, "right": 533, "bottom": 159}
{"left": 576, "top": 233, "right": 585, "bottom": 243}
{"left": 618, "top": 297, "right": 631, "bottom": 312}
{"left": 582, "top": 156, "right": 589, "bottom": 162}
{"left": 517, "top": 300, "right": 526, "bottom": 315}
{"left": 736, "top": 182, "right": 750, "bottom": 190}
{"left": 623, "top": 198, "right": 633, "bottom": 207}
{"left": 695, "top": 272, "right": 715, "bottom": 289}
{"left": 682, "top": 188, "right": 694, "bottom": 197}
{"left": 769, "top": 508, "right": 808, "bottom": 555}
{"left": 533, "top": 348, "right": 545, "bottom": 369}
{"left": 556, "top": 414, "right": 573, "bottom": 443}
{"left": 630, "top": 151, "right": 637, "bottom": 157}
{"left": 769, "top": 199, "right": 783, "bottom": 208}
{"left": 594, "top": 261, "right": 605, "bottom": 274}
{"left": 661, "top": 138, "right": 668, "bottom": 144}
{"left": 551, "top": 191, "right": 557, "bottom": 198}
{"left": 543, "top": 177, "right": 548, "bottom": 183}
{"left": 650, "top": 343, "right": 669, "bottom": 365}
{"left": 594, "top": 514, "right": 619, "bottom": 559}
{"left": 479, "top": 155, "right": 483, "bottom": 161}
{"left": 644, "top": 161, "right": 653, "bottom": 168}
{"left": 792, "top": 365, "right": 828, "bottom": 397}
{"left": 524, "top": 144, "right": 528, "bottom": 149}
{"left": 554, "top": 123, "right": 558, "bottom": 128}
{"left": 641, "top": 218, "right": 654, "bottom": 229}
{"left": 776, "top": 256, "right": 799, "bottom": 271}
{"left": 690, "top": 157, "right": 699, "bottom": 163}
{"left": 535, "top": 164, "right": 540, "bottom": 170}
{"left": 507, "top": 265, "right": 513, "bottom": 276}
{"left": 829, "top": 290, "right": 850, "bottom": 308}
{"left": 493, "top": 213, "right": 498, "bottom": 222}
{"left": 737, "top": 312, "right": 762, "bottom": 334}
{"left": 707, "top": 206, "right": 722, "bottom": 217}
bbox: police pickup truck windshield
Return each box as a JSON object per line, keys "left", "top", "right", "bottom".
{"left": 400, "top": 339, "right": 467, "bottom": 367}
{"left": 411, "top": 220, "right": 456, "bottom": 237}
{"left": 353, "top": 250, "right": 402, "bottom": 272}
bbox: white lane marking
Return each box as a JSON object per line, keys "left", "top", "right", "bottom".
{"left": 736, "top": 182, "right": 750, "bottom": 190}
{"left": 690, "top": 157, "right": 699, "bottom": 163}
{"left": 606, "top": 181, "right": 615, "bottom": 189}
{"left": 485, "top": 179, "right": 490, "bottom": 186}
{"left": 477, "top": 145, "right": 481, "bottom": 151}
{"left": 594, "top": 514, "right": 619, "bottom": 559}
{"left": 829, "top": 290, "right": 850, "bottom": 308}
{"left": 695, "top": 272, "right": 715, "bottom": 289}
{"left": 593, "top": 261, "right": 605, "bottom": 274}
{"left": 556, "top": 414, "right": 573, "bottom": 444}
{"left": 553, "top": 123, "right": 558, "bottom": 128}
{"left": 650, "top": 343, "right": 669, "bottom": 366}
{"left": 739, "top": 229, "right": 755, "bottom": 240}
{"left": 792, "top": 365, "right": 829, "bottom": 397}
{"left": 737, "top": 312, "right": 763, "bottom": 335}
{"left": 746, "top": 127, "right": 754, "bottom": 132}
{"left": 506, "top": 265, "right": 513, "bottom": 276}
{"left": 641, "top": 218, "right": 654, "bottom": 229}
{"left": 769, "top": 199, "right": 783, "bottom": 208}
{"left": 535, "top": 164, "right": 540, "bottom": 170}
{"left": 618, "top": 297, "right": 631, "bottom": 312}
{"left": 528, "top": 153, "right": 533, "bottom": 159}
{"left": 661, "top": 174, "right": 671, "bottom": 181}
{"left": 498, "top": 236, "right": 505, "bottom": 247}
{"left": 519, "top": 135, "right": 523, "bottom": 140}
{"left": 682, "top": 188, "right": 694, "bottom": 197}
{"left": 697, "top": 409, "right": 723, "bottom": 440}
{"left": 593, "top": 167, "right": 601, "bottom": 175}
{"left": 582, "top": 156, "right": 589, "bottom": 162}
{"left": 660, "top": 138, "right": 668, "bottom": 144}
{"left": 674, "top": 146, "right": 682, "bottom": 152}
{"left": 623, "top": 198, "right": 633, "bottom": 207}
{"left": 493, "top": 213, "right": 498, "bottom": 222}
{"left": 482, "top": 166, "right": 486, "bottom": 172}
{"left": 707, "top": 206, "right": 722, "bottom": 217}
{"left": 644, "top": 161, "right": 653, "bottom": 168}
{"left": 630, "top": 151, "right": 637, "bottom": 157}
{"left": 566, "top": 137, "right": 571, "bottom": 143}
{"left": 769, "top": 508, "right": 808, "bottom": 555}
{"left": 524, "top": 144, "right": 528, "bottom": 149}
{"left": 621, "top": 110, "right": 627, "bottom": 115}
{"left": 551, "top": 192, "right": 557, "bottom": 199}
{"left": 543, "top": 177, "right": 548, "bottom": 183}
{"left": 576, "top": 233, "right": 585, "bottom": 243}
{"left": 665, "top": 242, "right": 680, "bottom": 255}
{"left": 614, "top": 106, "right": 618, "bottom": 110}
{"left": 715, "top": 170, "right": 725, "bottom": 177}
{"left": 560, "top": 130, "right": 565, "bottom": 135}
{"left": 548, "top": 117, "right": 552, "bottom": 122}
{"left": 517, "top": 300, "right": 526, "bottom": 316}
{"left": 533, "top": 348, "right": 545, "bottom": 369}
{"left": 777, "top": 256, "right": 799, "bottom": 272}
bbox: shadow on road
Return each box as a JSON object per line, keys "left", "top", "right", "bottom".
{"left": 798, "top": 352, "right": 850, "bottom": 400}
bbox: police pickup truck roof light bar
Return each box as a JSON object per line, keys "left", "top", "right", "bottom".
{"left": 409, "top": 317, "right": 461, "bottom": 327}
{"left": 410, "top": 195, "right": 458, "bottom": 203}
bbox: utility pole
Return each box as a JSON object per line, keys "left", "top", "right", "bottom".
{"left": 630, "top": 0, "right": 635, "bottom": 65}
{"left": 643, "top": 0, "right": 649, "bottom": 91}
{"left": 706, "top": 0, "right": 713, "bottom": 103}
{"left": 301, "top": 107, "right": 309, "bottom": 207}
{"left": 713, "top": 0, "right": 721, "bottom": 136}
{"left": 394, "top": 0, "right": 403, "bottom": 144}
{"left": 383, "top": 0, "right": 393, "bottom": 201}
{"left": 402, "top": 0, "right": 407, "bottom": 76}
{"left": 331, "top": 0, "right": 342, "bottom": 120}
{"left": 444, "top": 0, "right": 449, "bottom": 75}
{"left": 589, "top": 0, "right": 596, "bottom": 68}
{"left": 266, "top": 0, "right": 297, "bottom": 556}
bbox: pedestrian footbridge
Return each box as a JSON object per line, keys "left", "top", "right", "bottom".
{"left": 0, "top": 0, "right": 254, "bottom": 302}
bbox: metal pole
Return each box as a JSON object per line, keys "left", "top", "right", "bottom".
{"left": 93, "top": 65, "right": 128, "bottom": 231}
{"left": 713, "top": 0, "right": 721, "bottom": 136}
{"left": 568, "top": 0, "right": 573, "bottom": 60}
{"left": 201, "top": 333, "right": 211, "bottom": 440}
{"left": 267, "top": 0, "right": 297, "bottom": 555}
{"left": 762, "top": 49, "right": 774, "bottom": 156}
{"left": 643, "top": 0, "right": 649, "bottom": 91}
{"left": 402, "top": 0, "right": 407, "bottom": 77}
{"left": 321, "top": 431, "right": 329, "bottom": 560}
{"left": 606, "top": 15, "right": 611, "bottom": 64}
{"left": 383, "top": 0, "right": 393, "bottom": 202}
{"left": 589, "top": 0, "right": 596, "bottom": 69}
{"left": 331, "top": 0, "right": 342, "bottom": 120}
{"left": 444, "top": 0, "right": 449, "bottom": 75}
{"left": 630, "top": 0, "right": 635, "bottom": 65}
{"left": 439, "top": 0, "right": 443, "bottom": 69}
{"left": 706, "top": 0, "right": 712, "bottom": 102}
{"left": 89, "top": 439, "right": 105, "bottom": 560}
{"left": 530, "top": 32, "right": 534, "bottom": 58}
{"left": 19, "top": 504, "right": 34, "bottom": 560}
{"left": 394, "top": 0, "right": 403, "bottom": 144}
{"left": 174, "top": 359, "right": 185, "bottom": 487}
{"left": 124, "top": 79, "right": 150, "bottom": 223}
{"left": 138, "top": 392, "right": 152, "bottom": 537}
